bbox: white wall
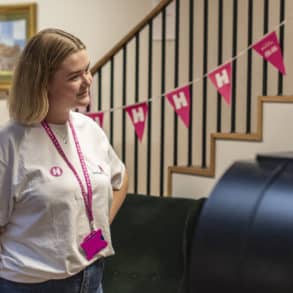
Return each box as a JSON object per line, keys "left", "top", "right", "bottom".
{"left": 172, "top": 102, "right": 293, "bottom": 199}
{"left": 0, "top": 0, "right": 153, "bottom": 125}
{"left": 171, "top": 0, "right": 293, "bottom": 199}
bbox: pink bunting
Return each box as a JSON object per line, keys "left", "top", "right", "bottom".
{"left": 86, "top": 112, "right": 104, "bottom": 128}
{"left": 82, "top": 30, "right": 287, "bottom": 145}
{"left": 208, "top": 62, "right": 232, "bottom": 105}
{"left": 252, "top": 31, "right": 286, "bottom": 75}
{"left": 165, "top": 85, "right": 190, "bottom": 128}
{"left": 125, "top": 102, "right": 148, "bottom": 142}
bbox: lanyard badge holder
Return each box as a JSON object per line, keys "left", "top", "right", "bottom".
{"left": 42, "top": 120, "right": 108, "bottom": 260}
{"left": 80, "top": 226, "right": 107, "bottom": 260}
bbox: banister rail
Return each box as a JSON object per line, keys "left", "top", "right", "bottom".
{"left": 90, "top": 0, "right": 173, "bottom": 75}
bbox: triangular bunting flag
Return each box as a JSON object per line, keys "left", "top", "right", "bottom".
{"left": 208, "top": 62, "right": 232, "bottom": 105}
{"left": 252, "top": 31, "right": 286, "bottom": 75}
{"left": 165, "top": 85, "right": 190, "bottom": 128}
{"left": 86, "top": 112, "right": 104, "bottom": 128}
{"left": 125, "top": 102, "right": 148, "bottom": 142}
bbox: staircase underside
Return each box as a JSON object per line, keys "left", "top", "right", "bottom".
{"left": 167, "top": 96, "right": 293, "bottom": 195}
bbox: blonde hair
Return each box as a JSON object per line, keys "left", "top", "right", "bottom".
{"left": 8, "top": 28, "right": 86, "bottom": 125}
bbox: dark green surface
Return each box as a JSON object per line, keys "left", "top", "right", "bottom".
{"left": 103, "top": 194, "right": 205, "bottom": 293}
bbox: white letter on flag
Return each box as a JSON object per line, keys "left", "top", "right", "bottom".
{"left": 215, "top": 69, "right": 229, "bottom": 88}
{"left": 172, "top": 92, "right": 188, "bottom": 110}
{"left": 132, "top": 107, "right": 144, "bottom": 124}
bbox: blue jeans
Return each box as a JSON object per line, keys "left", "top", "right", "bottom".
{"left": 0, "top": 258, "right": 104, "bottom": 293}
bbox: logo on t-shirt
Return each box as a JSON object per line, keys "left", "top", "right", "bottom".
{"left": 93, "top": 164, "right": 105, "bottom": 175}
{"left": 50, "top": 166, "right": 63, "bottom": 177}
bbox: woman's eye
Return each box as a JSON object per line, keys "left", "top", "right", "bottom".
{"left": 70, "top": 75, "right": 79, "bottom": 81}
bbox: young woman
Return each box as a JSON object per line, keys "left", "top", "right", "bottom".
{"left": 0, "top": 28, "right": 128, "bottom": 293}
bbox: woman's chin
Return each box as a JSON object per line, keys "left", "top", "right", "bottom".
{"left": 76, "top": 95, "right": 90, "bottom": 107}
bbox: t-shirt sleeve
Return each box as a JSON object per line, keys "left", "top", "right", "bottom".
{"left": 108, "top": 145, "right": 125, "bottom": 190}
{"left": 89, "top": 116, "right": 126, "bottom": 190}
{"left": 0, "top": 161, "right": 14, "bottom": 226}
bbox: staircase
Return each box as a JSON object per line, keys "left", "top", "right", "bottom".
{"left": 170, "top": 96, "right": 293, "bottom": 198}
{"left": 89, "top": 0, "right": 289, "bottom": 197}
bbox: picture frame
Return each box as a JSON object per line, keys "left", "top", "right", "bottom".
{"left": 0, "top": 3, "right": 36, "bottom": 97}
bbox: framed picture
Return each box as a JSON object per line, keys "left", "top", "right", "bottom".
{"left": 0, "top": 3, "right": 36, "bottom": 96}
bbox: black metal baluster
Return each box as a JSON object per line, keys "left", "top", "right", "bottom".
{"left": 202, "top": 0, "right": 208, "bottom": 168}
{"left": 173, "top": 0, "right": 180, "bottom": 165}
{"left": 262, "top": 0, "right": 269, "bottom": 96}
{"left": 134, "top": 33, "right": 140, "bottom": 194}
{"left": 147, "top": 22, "right": 153, "bottom": 196}
{"left": 246, "top": 0, "right": 253, "bottom": 133}
{"left": 278, "top": 0, "right": 285, "bottom": 95}
{"left": 110, "top": 57, "right": 114, "bottom": 144}
{"left": 97, "top": 69, "right": 102, "bottom": 111}
{"left": 231, "top": 0, "right": 238, "bottom": 133}
{"left": 122, "top": 46, "right": 127, "bottom": 162}
{"left": 217, "top": 0, "right": 223, "bottom": 132}
{"left": 188, "top": 0, "right": 194, "bottom": 166}
{"left": 160, "top": 9, "right": 166, "bottom": 196}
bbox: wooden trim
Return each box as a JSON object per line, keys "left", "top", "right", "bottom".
{"left": 167, "top": 96, "right": 293, "bottom": 196}
{"left": 257, "top": 94, "right": 263, "bottom": 140}
{"left": 209, "top": 134, "right": 216, "bottom": 175}
{"left": 169, "top": 166, "right": 213, "bottom": 176}
{"left": 90, "top": 0, "right": 174, "bottom": 75}
{"left": 0, "top": 3, "right": 37, "bottom": 36}
{"left": 29, "top": 3, "right": 37, "bottom": 37}
{"left": 211, "top": 133, "right": 261, "bottom": 140}
{"left": 167, "top": 166, "right": 172, "bottom": 196}
{"left": 0, "top": 3, "right": 37, "bottom": 92}
{"left": 260, "top": 96, "right": 293, "bottom": 102}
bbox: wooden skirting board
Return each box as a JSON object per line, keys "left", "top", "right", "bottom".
{"left": 167, "top": 96, "right": 293, "bottom": 196}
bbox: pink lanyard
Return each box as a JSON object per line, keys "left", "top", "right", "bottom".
{"left": 41, "top": 120, "right": 94, "bottom": 230}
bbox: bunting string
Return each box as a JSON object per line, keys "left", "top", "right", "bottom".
{"left": 87, "top": 19, "right": 287, "bottom": 141}
{"left": 94, "top": 19, "right": 286, "bottom": 114}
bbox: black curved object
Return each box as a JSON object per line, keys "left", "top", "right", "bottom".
{"left": 190, "top": 152, "right": 293, "bottom": 293}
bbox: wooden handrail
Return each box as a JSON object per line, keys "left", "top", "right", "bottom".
{"left": 90, "top": 0, "right": 174, "bottom": 75}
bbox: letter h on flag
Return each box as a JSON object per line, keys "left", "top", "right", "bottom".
{"left": 208, "top": 62, "right": 232, "bottom": 105}
{"left": 125, "top": 102, "right": 148, "bottom": 142}
{"left": 165, "top": 85, "right": 190, "bottom": 128}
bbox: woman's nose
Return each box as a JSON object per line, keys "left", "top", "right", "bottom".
{"left": 83, "top": 72, "right": 92, "bottom": 86}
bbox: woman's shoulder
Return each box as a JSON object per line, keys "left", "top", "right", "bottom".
{"left": 70, "top": 111, "right": 109, "bottom": 143}
{"left": 70, "top": 111, "right": 92, "bottom": 123}
{"left": 71, "top": 111, "right": 104, "bottom": 132}
{"left": 0, "top": 121, "right": 26, "bottom": 164}
{"left": 0, "top": 120, "right": 25, "bottom": 141}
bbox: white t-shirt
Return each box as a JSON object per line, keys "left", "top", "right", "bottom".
{"left": 0, "top": 111, "right": 125, "bottom": 283}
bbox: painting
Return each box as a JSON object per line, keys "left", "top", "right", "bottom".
{"left": 0, "top": 3, "right": 36, "bottom": 98}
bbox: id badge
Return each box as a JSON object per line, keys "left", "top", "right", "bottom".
{"left": 80, "top": 229, "right": 108, "bottom": 260}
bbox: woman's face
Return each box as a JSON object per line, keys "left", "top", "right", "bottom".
{"left": 47, "top": 49, "right": 92, "bottom": 111}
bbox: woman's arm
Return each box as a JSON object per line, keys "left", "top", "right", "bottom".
{"left": 109, "top": 170, "right": 128, "bottom": 224}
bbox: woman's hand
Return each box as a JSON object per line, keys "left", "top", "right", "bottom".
{"left": 109, "top": 170, "right": 128, "bottom": 224}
